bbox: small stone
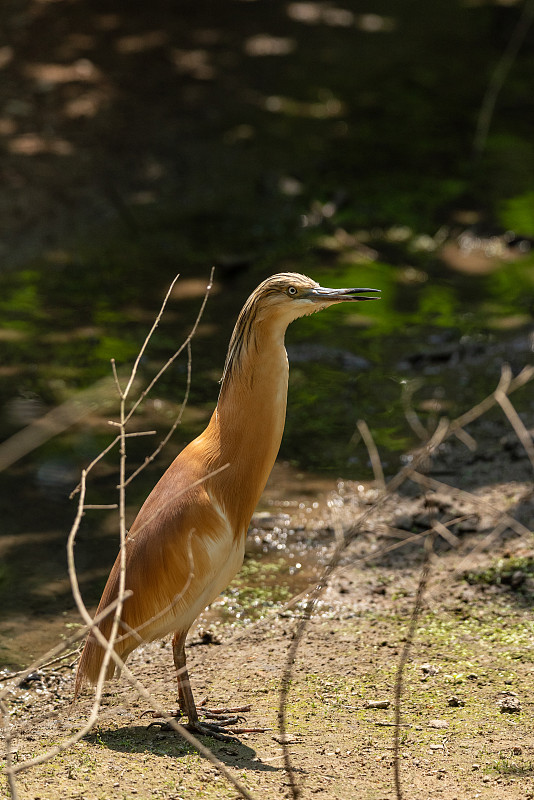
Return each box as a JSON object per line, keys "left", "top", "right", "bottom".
{"left": 372, "top": 585, "right": 386, "bottom": 595}
{"left": 420, "top": 663, "right": 440, "bottom": 676}
{"left": 498, "top": 692, "right": 521, "bottom": 713}
{"left": 472, "top": 764, "right": 480, "bottom": 770}
{"left": 510, "top": 570, "right": 525, "bottom": 588}
{"left": 363, "top": 699, "right": 390, "bottom": 709}
{"left": 447, "top": 695, "right": 465, "bottom": 707}
{"left": 273, "top": 733, "right": 298, "bottom": 744}
{"left": 429, "top": 719, "right": 449, "bottom": 729}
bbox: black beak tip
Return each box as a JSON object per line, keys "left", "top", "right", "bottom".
{"left": 309, "top": 285, "right": 381, "bottom": 302}
{"left": 345, "top": 288, "right": 381, "bottom": 301}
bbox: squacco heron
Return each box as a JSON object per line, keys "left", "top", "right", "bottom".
{"left": 75, "top": 272, "right": 380, "bottom": 736}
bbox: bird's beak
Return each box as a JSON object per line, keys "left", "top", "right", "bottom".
{"left": 307, "top": 286, "right": 381, "bottom": 303}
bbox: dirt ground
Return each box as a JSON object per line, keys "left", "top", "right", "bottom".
{"left": 3, "top": 428, "right": 534, "bottom": 800}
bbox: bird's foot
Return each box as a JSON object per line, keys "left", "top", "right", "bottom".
{"left": 198, "top": 699, "right": 250, "bottom": 721}
{"left": 198, "top": 699, "right": 267, "bottom": 733}
{"left": 146, "top": 702, "right": 267, "bottom": 738}
{"left": 148, "top": 717, "right": 241, "bottom": 741}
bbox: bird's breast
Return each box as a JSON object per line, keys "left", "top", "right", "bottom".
{"left": 180, "top": 498, "right": 245, "bottom": 627}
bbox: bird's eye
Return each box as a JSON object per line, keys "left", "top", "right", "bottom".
{"left": 287, "top": 286, "right": 298, "bottom": 296}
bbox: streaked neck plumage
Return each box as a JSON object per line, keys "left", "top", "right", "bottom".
{"left": 201, "top": 309, "right": 291, "bottom": 537}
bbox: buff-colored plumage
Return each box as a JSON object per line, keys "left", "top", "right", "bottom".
{"left": 75, "top": 273, "right": 379, "bottom": 734}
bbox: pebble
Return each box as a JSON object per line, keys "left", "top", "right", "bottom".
{"left": 420, "top": 663, "right": 440, "bottom": 676}
{"left": 498, "top": 692, "right": 521, "bottom": 713}
{"left": 273, "top": 733, "right": 299, "bottom": 744}
{"left": 447, "top": 695, "right": 465, "bottom": 707}
{"left": 363, "top": 699, "right": 390, "bottom": 709}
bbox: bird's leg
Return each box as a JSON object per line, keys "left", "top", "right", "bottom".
{"left": 146, "top": 631, "right": 266, "bottom": 738}
{"left": 172, "top": 632, "right": 254, "bottom": 737}
{"left": 172, "top": 630, "right": 200, "bottom": 724}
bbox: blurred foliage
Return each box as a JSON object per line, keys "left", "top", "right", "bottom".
{"left": 500, "top": 191, "right": 534, "bottom": 236}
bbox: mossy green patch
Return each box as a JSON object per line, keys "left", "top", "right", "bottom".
{"left": 464, "top": 555, "right": 534, "bottom": 595}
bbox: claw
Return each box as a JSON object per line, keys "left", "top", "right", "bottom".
{"left": 199, "top": 703, "right": 252, "bottom": 714}
{"left": 202, "top": 713, "right": 247, "bottom": 724}
{"left": 141, "top": 708, "right": 181, "bottom": 719}
{"left": 184, "top": 721, "right": 241, "bottom": 741}
{"left": 147, "top": 720, "right": 172, "bottom": 730}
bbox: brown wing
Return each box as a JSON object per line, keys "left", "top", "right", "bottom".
{"left": 75, "top": 443, "right": 233, "bottom": 691}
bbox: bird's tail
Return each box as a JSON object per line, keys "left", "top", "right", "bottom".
{"left": 74, "top": 622, "right": 118, "bottom": 698}
{"left": 74, "top": 559, "right": 134, "bottom": 697}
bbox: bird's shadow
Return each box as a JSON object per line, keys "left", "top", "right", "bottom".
{"left": 85, "top": 724, "right": 281, "bottom": 772}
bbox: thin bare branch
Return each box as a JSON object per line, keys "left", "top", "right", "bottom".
{"left": 409, "top": 471, "right": 531, "bottom": 538}
{"left": 125, "top": 267, "right": 214, "bottom": 423}
{"left": 393, "top": 534, "right": 435, "bottom": 800}
{"left": 437, "top": 519, "right": 513, "bottom": 592}
{"left": 3, "top": 649, "right": 80, "bottom": 682}
{"left": 494, "top": 365, "right": 534, "bottom": 470}
{"left": 401, "top": 379, "right": 428, "bottom": 441}
{"left": 1, "top": 272, "right": 261, "bottom": 800}
{"left": 0, "top": 376, "right": 121, "bottom": 474}
{"left": 453, "top": 426, "right": 477, "bottom": 451}
{"left": 356, "top": 418, "right": 386, "bottom": 491}
{"left": 473, "top": 0, "right": 534, "bottom": 158}
{"left": 0, "top": 595, "right": 131, "bottom": 704}
{"left": 432, "top": 518, "right": 460, "bottom": 549}
{"left": 70, "top": 434, "right": 121, "bottom": 498}
{"left": 124, "top": 339, "right": 193, "bottom": 487}
{"left": 1, "top": 698, "right": 19, "bottom": 800}
{"left": 276, "top": 364, "right": 534, "bottom": 796}
{"left": 123, "top": 272, "right": 182, "bottom": 400}
{"left": 449, "top": 364, "right": 534, "bottom": 437}
{"left": 110, "top": 357, "right": 123, "bottom": 398}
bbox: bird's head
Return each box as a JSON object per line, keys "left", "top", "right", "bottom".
{"left": 221, "top": 272, "right": 380, "bottom": 387}
{"left": 250, "top": 272, "right": 380, "bottom": 326}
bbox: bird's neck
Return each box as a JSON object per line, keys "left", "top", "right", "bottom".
{"left": 203, "top": 317, "right": 290, "bottom": 535}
